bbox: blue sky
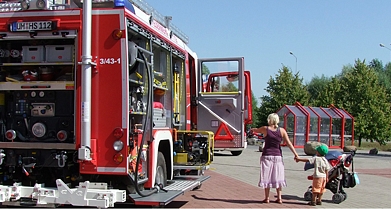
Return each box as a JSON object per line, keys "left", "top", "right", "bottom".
{"left": 145, "top": 0, "right": 391, "bottom": 102}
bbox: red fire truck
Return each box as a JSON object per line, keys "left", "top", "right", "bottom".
{"left": 0, "top": 0, "right": 252, "bottom": 207}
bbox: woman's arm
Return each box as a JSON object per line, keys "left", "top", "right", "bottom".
{"left": 325, "top": 170, "right": 329, "bottom": 182}
{"left": 280, "top": 128, "right": 299, "bottom": 159}
{"left": 295, "top": 157, "right": 309, "bottom": 162}
{"left": 251, "top": 126, "right": 267, "bottom": 136}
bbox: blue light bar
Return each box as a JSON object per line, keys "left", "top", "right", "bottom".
{"left": 114, "top": 0, "right": 135, "bottom": 13}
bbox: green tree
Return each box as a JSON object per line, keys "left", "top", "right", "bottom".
{"left": 335, "top": 59, "right": 391, "bottom": 146}
{"left": 202, "top": 64, "right": 210, "bottom": 75}
{"left": 249, "top": 91, "right": 259, "bottom": 127}
{"left": 255, "top": 66, "right": 309, "bottom": 126}
{"left": 315, "top": 75, "right": 342, "bottom": 107}
{"left": 369, "top": 59, "right": 391, "bottom": 100}
{"left": 368, "top": 58, "right": 383, "bottom": 72}
{"left": 306, "top": 75, "right": 331, "bottom": 106}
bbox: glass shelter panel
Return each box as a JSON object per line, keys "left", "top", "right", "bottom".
{"left": 339, "top": 109, "right": 353, "bottom": 145}
{"left": 311, "top": 107, "right": 331, "bottom": 145}
{"left": 323, "top": 108, "right": 342, "bottom": 147}
{"left": 287, "top": 105, "right": 307, "bottom": 146}
{"left": 304, "top": 107, "right": 319, "bottom": 142}
{"left": 277, "top": 107, "right": 293, "bottom": 141}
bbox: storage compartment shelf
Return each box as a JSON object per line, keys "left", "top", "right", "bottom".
{"left": 0, "top": 81, "right": 74, "bottom": 90}
{"left": 130, "top": 111, "right": 146, "bottom": 115}
{"left": 129, "top": 78, "right": 143, "bottom": 85}
{"left": 0, "top": 62, "right": 74, "bottom": 66}
{"left": 153, "top": 85, "right": 167, "bottom": 91}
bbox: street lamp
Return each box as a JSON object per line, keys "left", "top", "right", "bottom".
{"left": 380, "top": 43, "right": 391, "bottom": 62}
{"left": 289, "top": 51, "right": 297, "bottom": 73}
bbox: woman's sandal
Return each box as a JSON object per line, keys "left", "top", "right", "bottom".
{"left": 275, "top": 199, "right": 283, "bottom": 204}
{"left": 307, "top": 201, "right": 316, "bottom": 206}
{"left": 316, "top": 201, "right": 322, "bottom": 205}
{"left": 262, "top": 199, "right": 269, "bottom": 203}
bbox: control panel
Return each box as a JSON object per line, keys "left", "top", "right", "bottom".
{"left": 3, "top": 90, "right": 74, "bottom": 142}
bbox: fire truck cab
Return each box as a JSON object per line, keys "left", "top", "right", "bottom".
{"left": 0, "top": 0, "right": 252, "bottom": 207}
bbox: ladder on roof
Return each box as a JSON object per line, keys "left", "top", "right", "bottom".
{"left": 129, "top": 0, "right": 189, "bottom": 44}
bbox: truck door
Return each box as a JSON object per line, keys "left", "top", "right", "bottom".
{"left": 196, "top": 58, "right": 252, "bottom": 151}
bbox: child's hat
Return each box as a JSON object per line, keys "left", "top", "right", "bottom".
{"left": 316, "top": 144, "right": 329, "bottom": 156}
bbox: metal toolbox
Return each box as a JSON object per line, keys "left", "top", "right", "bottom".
{"left": 45, "top": 45, "right": 73, "bottom": 62}
{"left": 22, "top": 46, "right": 45, "bottom": 63}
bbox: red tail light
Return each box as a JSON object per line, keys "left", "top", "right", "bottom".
{"left": 5, "top": 130, "right": 16, "bottom": 141}
{"left": 113, "top": 127, "right": 124, "bottom": 139}
{"left": 57, "top": 130, "right": 68, "bottom": 142}
{"left": 113, "top": 153, "right": 123, "bottom": 164}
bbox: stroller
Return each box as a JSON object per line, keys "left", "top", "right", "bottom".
{"left": 303, "top": 150, "right": 358, "bottom": 204}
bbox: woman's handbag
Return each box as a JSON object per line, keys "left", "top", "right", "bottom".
{"left": 343, "top": 172, "right": 357, "bottom": 188}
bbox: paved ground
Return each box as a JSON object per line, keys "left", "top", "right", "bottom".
{"left": 166, "top": 145, "right": 391, "bottom": 208}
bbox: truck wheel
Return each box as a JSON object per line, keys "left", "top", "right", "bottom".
{"left": 259, "top": 142, "right": 265, "bottom": 152}
{"left": 155, "top": 152, "right": 167, "bottom": 187}
{"left": 231, "top": 151, "right": 242, "bottom": 156}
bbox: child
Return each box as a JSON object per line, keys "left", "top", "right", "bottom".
{"left": 295, "top": 144, "right": 331, "bottom": 206}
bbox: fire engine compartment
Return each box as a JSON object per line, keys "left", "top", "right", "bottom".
{"left": 0, "top": 33, "right": 77, "bottom": 188}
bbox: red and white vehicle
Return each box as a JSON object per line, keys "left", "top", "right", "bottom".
{"left": 0, "top": 0, "right": 252, "bottom": 207}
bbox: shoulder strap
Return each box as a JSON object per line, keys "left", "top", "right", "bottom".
{"left": 351, "top": 155, "right": 354, "bottom": 172}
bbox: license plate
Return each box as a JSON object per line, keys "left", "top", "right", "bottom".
{"left": 10, "top": 21, "right": 55, "bottom": 32}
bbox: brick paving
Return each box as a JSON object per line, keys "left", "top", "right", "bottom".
{"left": 166, "top": 170, "right": 310, "bottom": 208}
{"left": 355, "top": 168, "right": 391, "bottom": 179}
{"left": 165, "top": 147, "right": 391, "bottom": 208}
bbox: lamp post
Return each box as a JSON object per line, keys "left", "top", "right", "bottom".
{"left": 380, "top": 43, "right": 391, "bottom": 62}
{"left": 289, "top": 51, "right": 297, "bottom": 73}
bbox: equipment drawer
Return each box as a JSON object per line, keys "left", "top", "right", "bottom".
{"left": 46, "top": 45, "right": 73, "bottom": 62}
{"left": 22, "top": 46, "right": 45, "bottom": 63}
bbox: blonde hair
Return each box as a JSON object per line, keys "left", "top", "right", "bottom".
{"left": 267, "top": 113, "right": 279, "bottom": 127}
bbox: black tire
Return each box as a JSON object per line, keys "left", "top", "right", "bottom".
{"left": 231, "top": 151, "right": 242, "bottom": 156}
{"left": 155, "top": 152, "right": 167, "bottom": 187}
{"left": 341, "top": 191, "right": 347, "bottom": 201}
{"left": 304, "top": 191, "right": 312, "bottom": 201}
{"left": 259, "top": 142, "right": 264, "bottom": 152}
{"left": 332, "top": 193, "right": 344, "bottom": 204}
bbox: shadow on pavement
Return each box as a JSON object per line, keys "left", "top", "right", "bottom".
{"left": 355, "top": 152, "right": 391, "bottom": 158}
{"left": 188, "top": 194, "right": 264, "bottom": 204}
{"left": 213, "top": 153, "right": 234, "bottom": 157}
{"left": 165, "top": 201, "right": 188, "bottom": 208}
{"left": 187, "top": 194, "right": 307, "bottom": 206}
{"left": 281, "top": 194, "right": 306, "bottom": 201}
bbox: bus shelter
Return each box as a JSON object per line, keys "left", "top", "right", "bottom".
{"left": 276, "top": 102, "right": 354, "bottom": 149}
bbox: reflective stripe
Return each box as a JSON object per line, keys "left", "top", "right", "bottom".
{"left": 97, "top": 167, "right": 126, "bottom": 173}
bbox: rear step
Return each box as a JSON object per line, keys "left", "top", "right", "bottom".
{"left": 128, "top": 175, "right": 210, "bottom": 206}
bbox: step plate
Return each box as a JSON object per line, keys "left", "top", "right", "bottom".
{"left": 164, "top": 180, "right": 199, "bottom": 191}
{"left": 128, "top": 175, "right": 210, "bottom": 206}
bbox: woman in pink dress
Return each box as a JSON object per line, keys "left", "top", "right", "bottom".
{"left": 251, "top": 113, "right": 299, "bottom": 204}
